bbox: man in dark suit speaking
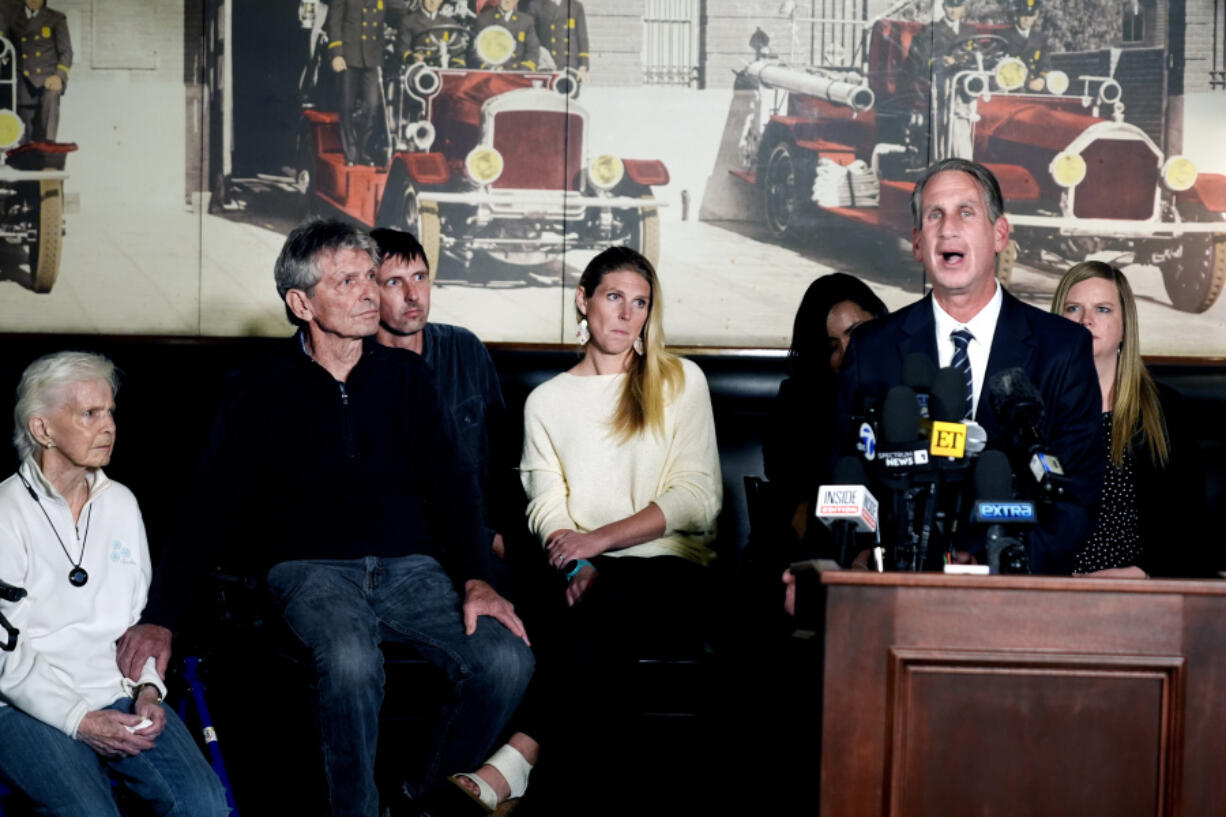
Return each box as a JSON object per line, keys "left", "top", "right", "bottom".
{"left": 835, "top": 158, "right": 1102, "bottom": 573}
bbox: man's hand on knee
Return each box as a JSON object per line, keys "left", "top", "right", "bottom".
{"left": 116, "top": 623, "right": 173, "bottom": 680}
{"left": 463, "top": 579, "right": 530, "bottom": 646}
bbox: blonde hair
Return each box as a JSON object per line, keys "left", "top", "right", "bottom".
{"left": 576, "top": 247, "right": 684, "bottom": 441}
{"left": 1051, "top": 261, "right": 1168, "bottom": 468}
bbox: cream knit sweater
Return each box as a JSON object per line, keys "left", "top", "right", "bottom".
{"left": 521, "top": 357, "right": 722, "bottom": 565}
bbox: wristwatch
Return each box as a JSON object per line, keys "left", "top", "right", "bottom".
{"left": 133, "top": 682, "right": 164, "bottom": 703}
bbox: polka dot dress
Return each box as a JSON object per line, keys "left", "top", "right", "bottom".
{"left": 1074, "top": 412, "right": 1142, "bottom": 573}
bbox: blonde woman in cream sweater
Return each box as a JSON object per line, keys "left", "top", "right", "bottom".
{"left": 439, "top": 246, "right": 722, "bottom": 815}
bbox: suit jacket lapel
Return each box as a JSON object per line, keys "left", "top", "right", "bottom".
{"left": 900, "top": 292, "right": 940, "bottom": 364}
{"left": 977, "top": 288, "right": 1037, "bottom": 426}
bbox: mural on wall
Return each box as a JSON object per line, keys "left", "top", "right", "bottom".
{"left": 0, "top": 0, "right": 1223, "bottom": 354}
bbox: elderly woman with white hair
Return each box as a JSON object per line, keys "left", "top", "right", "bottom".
{"left": 0, "top": 351, "right": 227, "bottom": 816}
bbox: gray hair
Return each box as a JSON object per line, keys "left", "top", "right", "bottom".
{"left": 910, "top": 158, "right": 1006, "bottom": 230}
{"left": 13, "top": 351, "right": 118, "bottom": 460}
{"left": 274, "top": 219, "right": 379, "bottom": 327}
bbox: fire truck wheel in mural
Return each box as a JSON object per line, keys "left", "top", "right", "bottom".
{"left": 295, "top": 128, "right": 315, "bottom": 199}
{"left": 624, "top": 194, "right": 661, "bottom": 270}
{"left": 29, "top": 179, "right": 64, "bottom": 294}
{"left": 1158, "top": 231, "right": 1226, "bottom": 314}
{"left": 995, "top": 239, "right": 1018, "bottom": 290}
{"left": 761, "top": 139, "right": 814, "bottom": 239}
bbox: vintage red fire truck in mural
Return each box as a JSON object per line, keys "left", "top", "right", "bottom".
{"left": 297, "top": 22, "right": 668, "bottom": 275}
{"left": 735, "top": 17, "right": 1226, "bottom": 313}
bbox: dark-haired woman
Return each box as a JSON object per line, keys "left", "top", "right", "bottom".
{"left": 443, "top": 247, "right": 722, "bottom": 813}
{"left": 764, "top": 273, "right": 887, "bottom": 554}
{"left": 1051, "top": 261, "right": 1211, "bottom": 577}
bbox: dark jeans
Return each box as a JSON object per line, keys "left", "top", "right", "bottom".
{"left": 0, "top": 698, "right": 229, "bottom": 817}
{"left": 265, "top": 555, "right": 535, "bottom": 817}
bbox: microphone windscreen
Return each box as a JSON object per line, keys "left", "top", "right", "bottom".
{"left": 964, "top": 420, "right": 988, "bottom": 454}
{"left": 973, "top": 449, "right": 1014, "bottom": 500}
{"left": 882, "top": 385, "right": 921, "bottom": 444}
{"left": 987, "top": 367, "right": 1043, "bottom": 423}
{"left": 902, "top": 353, "right": 937, "bottom": 392}
{"left": 832, "top": 455, "right": 868, "bottom": 486}
{"left": 930, "top": 366, "right": 968, "bottom": 422}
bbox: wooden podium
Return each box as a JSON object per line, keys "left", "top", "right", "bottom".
{"left": 809, "top": 570, "right": 1226, "bottom": 817}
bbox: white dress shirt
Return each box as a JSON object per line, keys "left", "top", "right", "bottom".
{"left": 932, "top": 280, "right": 1003, "bottom": 419}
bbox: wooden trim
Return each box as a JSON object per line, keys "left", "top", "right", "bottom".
{"left": 816, "top": 568, "right": 1226, "bottom": 596}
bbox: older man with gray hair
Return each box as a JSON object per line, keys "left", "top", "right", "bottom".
{"left": 117, "top": 219, "right": 534, "bottom": 817}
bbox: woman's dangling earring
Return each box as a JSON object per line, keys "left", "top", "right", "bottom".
{"left": 576, "top": 319, "right": 590, "bottom": 345}
{"left": 633, "top": 335, "right": 645, "bottom": 356}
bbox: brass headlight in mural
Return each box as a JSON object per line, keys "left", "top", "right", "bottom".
{"left": 1045, "top": 70, "right": 1070, "bottom": 96}
{"left": 1050, "top": 152, "right": 1087, "bottom": 188}
{"left": 0, "top": 110, "right": 24, "bottom": 151}
{"left": 1161, "top": 156, "right": 1198, "bottom": 193}
{"left": 994, "top": 58, "right": 1027, "bottom": 92}
{"left": 466, "top": 146, "right": 504, "bottom": 185}
{"left": 475, "top": 25, "right": 515, "bottom": 67}
{"left": 588, "top": 154, "right": 624, "bottom": 191}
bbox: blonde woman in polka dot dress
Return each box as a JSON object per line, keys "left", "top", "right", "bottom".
{"left": 1051, "top": 261, "right": 1211, "bottom": 577}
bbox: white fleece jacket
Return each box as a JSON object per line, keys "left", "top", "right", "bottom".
{"left": 0, "top": 458, "right": 163, "bottom": 738}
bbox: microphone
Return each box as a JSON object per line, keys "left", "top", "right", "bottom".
{"left": 903, "top": 353, "right": 937, "bottom": 418}
{"left": 878, "top": 385, "right": 930, "bottom": 469}
{"left": 919, "top": 367, "right": 980, "bottom": 568}
{"left": 882, "top": 385, "right": 921, "bottom": 444}
{"left": 929, "top": 366, "right": 968, "bottom": 423}
{"left": 987, "top": 368, "right": 1069, "bottom": 500}
{"left": 964, "top": 420, "right": 988, "bottom": 456}
{"left": 926, "top": 366, "right": 972, "bottom": 458}
{"left": 875, "top": 386, "right": 926, "bottom": 569}
{"left": 972, "top": 450, "right": 1033, "bottom": 574}
{"left": 815, "top": 456, "right": 880, "bottom": 566}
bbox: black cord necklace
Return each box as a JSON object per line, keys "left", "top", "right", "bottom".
{"left": 18, "top": 474, "right": 92, "bottom": 587}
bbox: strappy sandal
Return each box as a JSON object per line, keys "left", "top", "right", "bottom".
{"left": 446, "top": 744, "right": 533, "bottom": 815}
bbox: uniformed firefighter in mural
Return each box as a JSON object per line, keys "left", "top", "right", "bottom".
{"left": 398, "top": 0, "right": 470, "bottom": 66}
{"left": 10, "top": 0, "right": 72, "bottom": 143}
{"left": 1001, "top": 0, "right": 1051, "bottom": 91}
{"left": 328, "top": 0, "right": 385, "bottom": 165}
{"left": 529, "top": 0, "right": 589, "bottom": 79}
